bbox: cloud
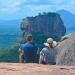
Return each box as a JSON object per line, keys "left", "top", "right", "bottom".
{"left": 21, "top": 0, "right": 68, "bottom": 5}
{"left": 0, "top": 0, "right": 75, "bottom": 13}
{"left": 0, "top": 0, "right": 22, "bottom": 8}
{"left": 0, "top": 0, "right": 22, "bottom": 13}
{"left": 0, "top": 0, "right": 75, "bottom": 20}
{"left": 0, "top": 7, "right": 20, "bottom": 13}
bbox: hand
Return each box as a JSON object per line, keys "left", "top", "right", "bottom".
{"left": 18, "top": 48, "right": 23, "bottom": 63}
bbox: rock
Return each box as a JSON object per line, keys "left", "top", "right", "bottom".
{"left": 56, "top": 32, "right": 75, "bottom": 65}
{"left": 0, "top": 63, "right": 75, "bottom": 75}
{"left": 20, "top": 12, "right": 66, "bottom": 41}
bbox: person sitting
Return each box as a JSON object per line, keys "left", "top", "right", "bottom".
{"left": 18, "top": 34, "right": 38, "bottom": 63}
{"left": 39, "top": 38, "right": 57, "bottom": 65}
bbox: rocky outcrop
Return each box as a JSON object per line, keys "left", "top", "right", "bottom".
{"left": 0, "top": 63, "right": 75, "bottom": 75}
{"left": 56, "top": 32, "right": 75, "bottom": 65}
{"left": 20, "top": 12, "right": 66, "bottom": 41}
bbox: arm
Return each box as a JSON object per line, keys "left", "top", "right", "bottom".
{"left": 39, "top": 51, "right": 45, "bottom": 64}
{"left": 18, "top": 48, "right": 24, "bottom": 63}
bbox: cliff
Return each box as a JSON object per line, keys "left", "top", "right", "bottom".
{"left": 0, "top": 63, "right": 75, "bottom": 75}
{"left": 20, "top": 12, "right": 66, "bottom": 42}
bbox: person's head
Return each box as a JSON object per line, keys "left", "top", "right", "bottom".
{"left": 44, "top": 38, "right": 57, "bottom": 48}
{"left": 44, "top": 38, "right": 53, "bottom": 48}
{"left": 47, "top": 38, "right": 53, "bottom": 45}
{"left": 26, "top": 34, "right": 32, "bottom": 42}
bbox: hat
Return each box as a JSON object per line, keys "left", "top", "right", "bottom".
{"left": 44, "top": 43, "right": 50, "bottom": 47}
{"left": 47, "top": 38, "right": 53, "bottom": 44}
{"left": 52, "top": 41, "right": 57, "bottom": 47}
{"left": 44, "top": 38, "right": 57, "bottom": 47}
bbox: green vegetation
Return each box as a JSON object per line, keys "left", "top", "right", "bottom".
{"left": 0, "top": 43, "right": 19, "bottom": 62}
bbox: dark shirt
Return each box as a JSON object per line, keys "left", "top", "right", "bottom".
{"left": 20, "top": 42, "right": 38, "bottom": 63}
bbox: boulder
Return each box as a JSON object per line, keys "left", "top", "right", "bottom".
{"left": 56, "top": 32, "right": 75, "bottom": 65}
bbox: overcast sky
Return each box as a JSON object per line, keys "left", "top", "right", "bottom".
{"left": 0, "top": 0, "right": 75, "bottom": 20}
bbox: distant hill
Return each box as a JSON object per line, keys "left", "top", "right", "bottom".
{"left": 0, "top": 20, "right": 21, "bottom": 35}
{"left": 57, "top": 10, "right": 75, "bottom": 33}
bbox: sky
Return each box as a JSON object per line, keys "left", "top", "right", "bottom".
{"left": 0, "top": 0, "right": 75, "bottom": 20}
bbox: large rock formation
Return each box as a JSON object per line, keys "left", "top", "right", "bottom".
{"left": 56, "top": 32, "right": 75, "bottom": 65}
{"left": 20, "top": 12, "right": 66, "bottom": 41}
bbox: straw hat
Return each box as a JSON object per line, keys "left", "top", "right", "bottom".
{"left": 44, "top": 38, "right": 57, "bottom": 47}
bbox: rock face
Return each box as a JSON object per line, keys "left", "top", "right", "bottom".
{"left": 0, "top": 63, "right": 75, "bottom": 75}
{"left": 20, "top": 12, "right": 66, "bottom": 41}
{"left": 56, "top": 32, "right": 75, "bottom": 65}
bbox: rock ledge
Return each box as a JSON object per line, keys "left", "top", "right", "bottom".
{"left": 0, "top": 63, "right": 75, "bottom": 75}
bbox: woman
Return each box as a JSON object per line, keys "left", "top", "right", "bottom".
{"left": 39, "top": 38, "right": 57, "bottom": 64}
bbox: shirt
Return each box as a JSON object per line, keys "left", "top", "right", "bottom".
{"left": 20, "top": 42, "right": 38, "bottom": 63}
{"left": 40, "top": 47, "right": 57, "bottom": 64}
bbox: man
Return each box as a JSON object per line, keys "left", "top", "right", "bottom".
{"left": 19, "top": 34, "right": 38, "bottom": 63}
{"left": 39, "top": 38, "right": 57, "bottom": 65}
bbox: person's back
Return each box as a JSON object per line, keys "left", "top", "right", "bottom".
{"left": 40, "top": 47, "right": 56, "bottom": 64}
{"left": 39, "top": 38, "right": 57, "bottom": 65}
{"left": 19, "top": 34, "right": 38, "bottom": 63}
{"left": 22, "top": 42, "right": 37, "bottom": 63}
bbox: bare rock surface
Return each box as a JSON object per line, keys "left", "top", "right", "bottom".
{"left": 0, "top": 63, "right": 75, "bottom": 75}
{"left": 56, "top": 32, "right": 75, "bottom": 65}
